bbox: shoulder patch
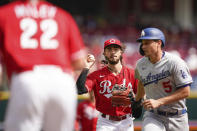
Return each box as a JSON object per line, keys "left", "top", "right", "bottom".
{"left": 180, "top": 70, "right": 188, "bottom": 79}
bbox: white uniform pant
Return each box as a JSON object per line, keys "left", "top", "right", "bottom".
{"left": 4, "top": 66, "right": 77, "bottom": 131}
{"left": 96, "top": 113, "right": 134, "bottom": 131}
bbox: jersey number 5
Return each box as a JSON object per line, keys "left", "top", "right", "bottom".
{"left": 162, "top": 80, "right": 172, "bottom": 93}
{"left": 20, "top": 18, "right": 59, "bottom": 49}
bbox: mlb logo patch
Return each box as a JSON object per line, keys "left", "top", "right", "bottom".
{"left": 141, "top": 30, "right": 145, "bottom": 37}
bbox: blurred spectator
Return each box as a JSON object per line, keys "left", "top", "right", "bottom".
{"left": 168, "top": 50, "right": 181, "bottom": 58}
{"left": 185, "top": 47, "right": 197, "bottom": 72}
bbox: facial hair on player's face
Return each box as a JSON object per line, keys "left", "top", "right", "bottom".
{"left": 105, "top": 55, "right": 121, "bottom": 65}
{"left": 104, "top": 45, "right": 122, "bottom": 65}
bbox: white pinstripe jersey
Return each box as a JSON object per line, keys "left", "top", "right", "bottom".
{"left": 135, "top": 52, "right": 193, "bottom": 111}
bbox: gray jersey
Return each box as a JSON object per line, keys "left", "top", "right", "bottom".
{"left": 135, "top": 52, "right": 193, "bottom": 111}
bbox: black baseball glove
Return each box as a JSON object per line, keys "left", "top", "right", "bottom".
{"left": 131, "top": 99, "right": 143, "bottom": 119}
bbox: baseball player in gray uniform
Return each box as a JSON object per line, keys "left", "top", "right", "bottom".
{"left": 134, "top": 28, "right": 193, "bottom": 131}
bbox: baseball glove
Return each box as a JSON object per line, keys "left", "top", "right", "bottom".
{"left": 131, "top": 99, "right": 143, "bottom": 119}
{"left": 111, "top": 84, "right": 133, "bottom": 107}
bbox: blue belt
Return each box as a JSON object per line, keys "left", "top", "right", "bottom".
{"left": 150, "top": 109, "right": 187, "bottom": 117}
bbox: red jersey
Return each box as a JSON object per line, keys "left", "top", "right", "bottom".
{"left": 77, "top": 100, "right": 98, "bottom": 131}
{"left": 0, "top": 1, "right": 85, "bottom": 77}
{"left": 85, "top": 66, "right": 138, "bottom": 116}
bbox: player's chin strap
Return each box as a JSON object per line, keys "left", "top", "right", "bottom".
{"left": 76, "top": 68, "right": 89, "bottom": 95}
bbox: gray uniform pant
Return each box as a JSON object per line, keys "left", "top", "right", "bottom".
{"left": 142, "top": 111, "right": 189, "bottom": 131}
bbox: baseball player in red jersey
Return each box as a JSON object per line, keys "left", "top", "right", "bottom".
{"left": 0, "top": 0, "right": 86, "bottom": 131}
{"left": 76, "top": 38, "right": 138, "bottom": 131}
{"left": 76, "top": 91, "right": 98, "bottom": 131}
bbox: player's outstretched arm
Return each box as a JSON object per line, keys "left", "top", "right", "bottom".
{"left": 76, "top": 54, "right": 95, "bottom": 95}
{"left": 157, "top": 86, "right": 190, "bottom": 106}
{"left": 142, "top": 86, "right": 190, "bottom": 110}
{"left": 76, "top": 68, "right": 89, "bottom": 95}
{"left": 135, "top": 80, "right": 145, "bottom": 101}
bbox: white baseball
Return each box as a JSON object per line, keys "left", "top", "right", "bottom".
{"left": 89, "top": 54, "right": 95, "bottom": 60}
{"left": 87, "top": 54, "right": 95, "bottom": 62}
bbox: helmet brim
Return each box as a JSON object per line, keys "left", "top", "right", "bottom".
{"left": 137, "top": 37, "right": 160, "bottom": 42}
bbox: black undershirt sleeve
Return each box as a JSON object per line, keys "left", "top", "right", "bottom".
{"left": 76, "top": 68, "right": 89, "bottom": 95}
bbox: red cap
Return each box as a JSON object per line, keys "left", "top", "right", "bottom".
{"left": 104, "top": 38, "right": 122, "bottom": 49}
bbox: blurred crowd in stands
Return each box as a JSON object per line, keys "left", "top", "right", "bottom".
{"left": 73, "top": 15, "right": 197, "bottom": 90}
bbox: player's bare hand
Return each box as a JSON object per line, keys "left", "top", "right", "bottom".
{"left": 85, "top": 54, "right": 96, "bottom": 69}
{"left": 142, "top": 99, "right": 162, "bottom": 110}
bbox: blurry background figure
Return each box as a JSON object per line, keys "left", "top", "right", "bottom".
{"left": 185, "top": 47, "right": 197, "bottom": 72}
{"left": 168, "top": 50, "right": 181, "bottom": 58}
{"left": 0, "top": 0, "right": 86, "bottom": 131}
{"left": 75, "top": 91, "right": 98, "bottom": 131}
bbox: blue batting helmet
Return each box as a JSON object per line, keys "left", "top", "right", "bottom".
{"left": 137, "top": 28, "right": 165, "bottom": 47}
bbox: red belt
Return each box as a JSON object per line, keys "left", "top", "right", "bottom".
{"left": 101, "top": 113, "right": 130, "bottom": 121}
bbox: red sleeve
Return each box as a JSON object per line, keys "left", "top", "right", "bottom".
{"left": 67, "top": 13, "right": 86, "bottom": 61}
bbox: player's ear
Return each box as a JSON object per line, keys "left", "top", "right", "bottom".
{"left": 159, "top": 40, "right": 162, "bottom": 48}
{"left": 155, "top": 40, "right": 162, "bottom": 49}
{"left": 103, "top": 51, "right": 106, "bottom": 56}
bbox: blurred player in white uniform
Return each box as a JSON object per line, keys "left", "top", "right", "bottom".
{"left": 135, "top": 28, "right": 193, "bottom": 131}
{"left": 0, "top": 0, "right": 86, "bottom": 131}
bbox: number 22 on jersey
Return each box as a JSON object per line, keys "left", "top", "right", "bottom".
{"left": 20, "top": 18, "right": 59, "bottom": 49}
